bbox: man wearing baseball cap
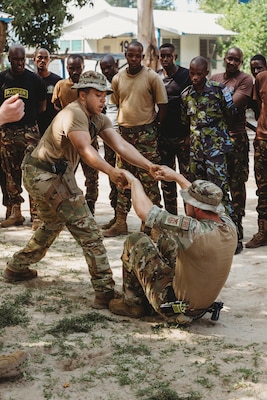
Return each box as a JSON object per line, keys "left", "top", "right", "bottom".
{"left": 109, "top": 165, "right": 237, "bottom": 323}
{"left": 3, "top": 71, "right": 158, "bottom": 309}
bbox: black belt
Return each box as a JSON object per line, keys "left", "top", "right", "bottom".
{"left": 26, "top": 155, "right": 68, "bottom": 175}
{"left": 119, "top": 122, "right": 155, "bottom": 134}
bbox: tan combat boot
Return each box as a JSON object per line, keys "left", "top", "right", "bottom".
{"left": 0, "top": 351, "right": 27, "bottom": 379}
{"left": 92, "top": 290, "right": 116, "bottom": 309}
{"left": 109, "top": 298, "right": 145, "bottom": 318}
{"left": 245, "top": 219, "right": 267, "bottom": 248}
{"left": 103, "top": 211, "right": 128, "bottom": 237}
{"left": 101, "top": 213, "right": 117, "bottom": 230}
{"left": 1, "top": 204, "right": 25, "bottom": 228}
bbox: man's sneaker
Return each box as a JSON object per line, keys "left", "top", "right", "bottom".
{"left": 0, "top": 351, "right": 27, "bottom": 379}
{"left": 109, "top": 298, "right": 145, "bottom": 318}
{"left": 3, "top": 266, "right": 38, "bottom": 283}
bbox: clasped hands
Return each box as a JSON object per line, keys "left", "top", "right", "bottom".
{"left": 110, "top": 164, "right": 179, "bottom": 189}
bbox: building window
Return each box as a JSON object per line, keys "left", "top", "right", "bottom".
{"left": 200, "top": 39, "right": 217, "bottom": 69}
{"left": 162, "top": 38, "right": 181, "bottom": 64}
{"left": 59, "top": 40, "right": 83, "bottom": 53}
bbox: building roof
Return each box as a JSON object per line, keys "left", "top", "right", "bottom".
{"left": 62, "top": 0, "right": 236, "bottom": 40}
{"left": 0, "top": 11, "right": 13, "bottom": 24}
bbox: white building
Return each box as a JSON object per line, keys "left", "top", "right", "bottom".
{"left": 58, "top": 0, "right": 236, "bottom": 73}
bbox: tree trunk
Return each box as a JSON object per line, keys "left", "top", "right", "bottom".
{"left": 0, "top": 21, "right": 7, "bottom": 71}
{"left": 137, "top": 0, "right": 159, "bottom": 71}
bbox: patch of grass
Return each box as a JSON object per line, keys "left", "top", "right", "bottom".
{"left": 46, "top": 312, "right": 115, "bottom": 336}
{"left": 196, "top": 376, "right": 214, "bottom": 389}
{"left": 113, "top": 342, "right": 151, "bottom": 357}
{"left": 0, "top": 299, "right": 29, "bottom": 328}
{"left": 234, "top": 367, "right": 260, "bottom": 383}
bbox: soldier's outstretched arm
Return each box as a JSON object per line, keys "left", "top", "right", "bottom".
{"left": 150, "top": 165, "right": 191, "bottom": 189}
{"left": 122, "top": 170, "right": 153, "bottom": 222}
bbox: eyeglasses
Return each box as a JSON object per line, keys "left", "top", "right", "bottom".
{"left": 226, "top": 56, "right": 241, "bottom": 63}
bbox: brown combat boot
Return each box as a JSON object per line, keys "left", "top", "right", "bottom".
{"left": 103, "top": 211, "right": 128, "bottom": 237}
{"left": 245, "top": 219, "right": 267, "bottom": 248}
{"left": 0, "top": 350, "right": 27, "bottom": 379}
{"left": 3, "top": 265, "right": 38, "bottom": 283}
{"left": 1, "top": 204, "right": 25, "bottom": 228}
{"left": 109, "top": 298, "right": 145, "bottom": 318}
{"left": 101, "top": 214, "right": 116, "bottom": 230}
{"left": 92, "top": 290, "right": 116, "bottom": 309}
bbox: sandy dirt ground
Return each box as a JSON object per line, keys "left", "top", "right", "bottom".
{"left": 0, "top": 130, "right": 267, "bottom": 400}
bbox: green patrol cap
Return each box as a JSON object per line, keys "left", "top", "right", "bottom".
{"left": 180, "top": 180, "right": 225, "bottom": 214}
{"left": 72, "top": 71, "right": 113, "bottom": 94}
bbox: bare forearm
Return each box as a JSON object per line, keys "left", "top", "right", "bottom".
{"left": 130, "top": 177, "right": 153, "bottom": 221}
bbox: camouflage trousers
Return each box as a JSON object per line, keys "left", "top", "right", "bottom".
{"left": 226, "top": 132, "right": 249, "bottom": 221}
{"left": 254, "top": 139, "right": 267, "bottom": 220}
{"left": 190, "top": 149, "right": 233, "bottom": 218}
{"left": 103, "top": 141, "right": 118, "bottom": 210}
{"left": 80, "top": 138, "right": 99, "bottom": 206}
{"left": 7, "top": 163, "right": 115, "bottom": 293}
{"left": 0, "top": 124, "right": 40, "bottom": 217}
{"left": 117, "top": 123, "right": 161, "bottom": 214}
{"left": 158, "top": 135, "right": 190, "bottom": 215}
{"left": 121, "top": 232, "right": 176, "bottom": 317}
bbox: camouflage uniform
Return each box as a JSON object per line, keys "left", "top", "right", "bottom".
{"left": 181, "top": 79, "right": 235, "bottom": 217}
{"left": 0, "top": 124, "right": 40, "bottom": 217}
{"left": 226, "top": 133, "right": 249, "bottom": 222}
{"left": 120, "top": 205, "right": 236, "bottom": 317}
{"left": 80, "top": 137, "right": 99, "bottom": 214}
{"left": 7, "top": 162, "right": 114, "bottom": 293}
{"left": 117, "top": 123, "right": 161, "bottom": 214}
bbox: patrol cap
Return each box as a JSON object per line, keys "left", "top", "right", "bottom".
{"left": 180, "top": 180, "right": 225, "bottom": 214}
{"left": 72, "top": 71, "right": 113, "bottom": 94}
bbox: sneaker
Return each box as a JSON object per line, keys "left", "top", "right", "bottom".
{"left": 109, "top": 298, "right": 145, "bottom": 318}
{"left": 3, "top": 266, "right": 38, "bottom": 283}
{"left": 0, "top": 350, "right": 27, "bottom": 379}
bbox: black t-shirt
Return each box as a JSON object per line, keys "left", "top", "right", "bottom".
{"left": 37, "top": 72, "right": 62, "bottom": 135}
{"left": 0, "top": 68, "right": 47, "bottom": 128}
{"left": 158, "top": 66, "right": 191, "bottom": 139}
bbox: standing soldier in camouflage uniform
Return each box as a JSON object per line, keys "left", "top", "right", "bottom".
{"left": 211, "top": 47, "right": 253, "bottom": 254}
{"left": 0, "top": 95, "right": 28, "bottom": 379}
{"left": 109, "top": 167, "right": 237, "bottom": 323}
{"left": 100, "top": 55, "right": 121, "bottom": 229}
{"left": 0, "top": 44, "right": 46, "bottom": 229}
{"left": 52, "top": 54, "right": 99, "bottom": 216}
{"left": 180, "top": 57, "right": 235, "bottom": 223}
{"left": 103, "top": 41, "right": 168, "bottom": 237}
{"left": 246, "top": 69, "right": 267, "bottom": 248}
{"left": 3, "top": 71, "right": 157, "bottom": 310}
{"left": 157, "top": 43, "right": 191, "bottom": 215}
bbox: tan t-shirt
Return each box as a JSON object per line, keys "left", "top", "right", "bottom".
{"left": 51, "top": 78, "right": 78, "bottom": 109}
{"left": 32, "top": 100, "right": 112, "bottom": 169}
{"left": 146, "top": 206, "right": 237, "bottom": 310}
{"left": 111, "top": 66, "right": 168, "bottom": 127}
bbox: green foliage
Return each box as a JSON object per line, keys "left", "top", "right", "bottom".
{"left": 0, "top": 0, "right": 94, "bottom": 53}
{"left": 47, "top": 312, "right": 115, "bottom": 336}
{"left": 0, "top": 290, "right": 33, "bottom": 328}
{"left": 198, "top": 0, "right": 267, "bottom": 71}
{"left": 197, "top": 0, "right": 236, "bottom": 13}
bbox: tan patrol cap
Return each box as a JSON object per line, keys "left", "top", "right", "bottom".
{"left": 72, "top": 71, "right": 113, "bottom": 94}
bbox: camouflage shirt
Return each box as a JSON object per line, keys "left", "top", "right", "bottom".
{"left": 181, "top": 79, "right": 235, "bottom": 155}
